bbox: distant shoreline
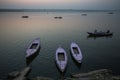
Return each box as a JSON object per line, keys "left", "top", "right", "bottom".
{"left": 0, "top": 9, "right": 120, "bottom": 12}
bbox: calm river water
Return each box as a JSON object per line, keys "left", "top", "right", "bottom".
{"left": 0, "top": 11, "right": 120, "bottom": 79}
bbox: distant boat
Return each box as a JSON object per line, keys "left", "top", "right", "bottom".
{"left": 70, "top": 42, "right": 83, "bottom": 63}
{"left": 108, "top": 12, "right": 114, "bottom": 14}
{"left": 81, "top": 14, "right": 87, "bottom": 16}
{"left": 87, "top": 30, "right": 113, "bottom": 37}
{"left": 55, "top": 46, "right": 68, "bottom": 72}
{"left": 26, "top": 38, "right": 40, "bottom": 58}
{"left": 22, "top": 16, "right": 29, "bottom": 18}
{"left": 54, "top": 16, "right": 63, "bottom": 19}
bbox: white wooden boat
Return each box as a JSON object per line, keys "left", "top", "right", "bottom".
{"left": 55, "top": 46, "right": 68, "bottom": 72}
{"left": 70, "top": 42, "right": 83, "bottom": 63}
{"left": 26, "top": 38, "right": 40, "bottom": 58}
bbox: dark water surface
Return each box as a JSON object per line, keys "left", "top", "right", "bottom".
{"left": 0, "top": 12, "right": 120, "bottom": 79}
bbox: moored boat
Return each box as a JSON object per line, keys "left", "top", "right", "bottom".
{"left": 70, "top": 42, "right": 83, "bottom": 63}
{"left": 55, "top": 46, "right": 68, "bottom": 72}
{"left": 26, "top": 38, "right": 40, "bottom": 58}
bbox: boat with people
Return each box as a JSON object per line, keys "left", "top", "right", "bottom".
{"left": 26, "top": 38, "right": 41, "bottom": 58}
{"left": 22, "top": 16, "right": 29, "bottom": 18}
{"left": 54, "top": 16, "right": 63, "bottom": 19}
{"left": 87, "top": 30, "right": 113, "bottom": 37}
{"left": 70, "top": 42, "right": 83, "bottom": 63}
{"left": 55, "top": 46, "right": 68, "bottom": 72}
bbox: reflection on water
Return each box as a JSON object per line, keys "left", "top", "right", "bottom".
{"left": 0, "top": 12, "right": 120, "bottom": 79}
{"left": 54, "top": 57, "right": 68, "bottom": 79}
{"left": 26, "top": 47, "right": 41, "bottom": 66}
{"left": 87, "top": 34, "right": 113, "bottom": 40}
{"left": 70, "top": 50, "right": 82, "bottom": 70}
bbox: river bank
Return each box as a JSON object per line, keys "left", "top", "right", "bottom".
{"left": 2, "top": 67, "right": 120, "bottom": 80}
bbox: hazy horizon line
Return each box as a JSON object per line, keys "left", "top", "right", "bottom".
{"left": 0, "top": 8, "right": 120, "bottom": 12}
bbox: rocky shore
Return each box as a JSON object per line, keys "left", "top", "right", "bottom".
{"left": 2, "top": 67, "right": 120, "bottom": 80}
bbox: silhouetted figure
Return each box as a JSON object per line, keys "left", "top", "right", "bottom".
{"left": 94, "top": 30, "right": 97, "bottom": 33}
{"left": 107, "top": 30, "right": 110, "bottom": 33}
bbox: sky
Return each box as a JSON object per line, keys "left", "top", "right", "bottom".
{"left": 0, "top": 0, "right": 120, "bottom": 10}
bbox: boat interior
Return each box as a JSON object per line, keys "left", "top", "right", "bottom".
{"left": 58, "top": 53, "right": 65, "bottom": 61}
{"left": 30, "top": 43, "right": 38, "bottom": 49}
{"left": 73, "top": 47, "right": 79, "bottom": 54}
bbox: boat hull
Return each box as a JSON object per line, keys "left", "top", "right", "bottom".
{"left": 70, "top": 42, "right": 83, "bottom": 63}
{"left": 26, "top": 38, "right": 40, "bottom": 58}
{"left": 55, "top": 46, "right": 68, "bottom": 72}
{"left": 87, "top": 32, "right": 113, "bottom": 37}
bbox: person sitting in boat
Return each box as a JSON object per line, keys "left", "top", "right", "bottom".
{"left": 94, "top": 30, "right": 97, "bottom": 33}
{"left": 107, "top": 30, "right": 110, "bottom": 33}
